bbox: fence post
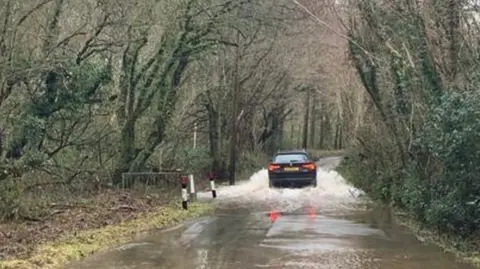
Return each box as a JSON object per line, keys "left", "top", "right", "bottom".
{"left": 209, "top": 172, "right": 217, "bottom": 198}
{"left": 188, "top": 174, "right": 196, "bottom": 201}
{"left": 181, "top": 175, "right": 188, "bottom": 210}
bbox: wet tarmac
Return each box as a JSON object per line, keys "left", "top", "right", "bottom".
{"left": 67, "top": 157, "right": 475, "bottom": 269}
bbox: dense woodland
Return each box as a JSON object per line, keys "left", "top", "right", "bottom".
{"left": 0, "top": 0, "right": 478, "bottom": 249}
{"left": 0, "top": 0, "right": 359, "bottom": 222}
{"left": 339, "top": 0, "right": 480, "bottom": 241}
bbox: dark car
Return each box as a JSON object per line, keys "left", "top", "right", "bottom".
{"left": 267, "top": 149, "right": 318, "bottom": 188}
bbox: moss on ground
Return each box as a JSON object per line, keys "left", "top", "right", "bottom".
{"left": 0, "top": 202, "right": 212, "bottom": 269}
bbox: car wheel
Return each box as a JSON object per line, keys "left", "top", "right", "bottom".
{"left": 269, "top": 179, "right": 273, "bottom": 188}
{"left": 312, "top": 179, "right": 317, "bottom": 188}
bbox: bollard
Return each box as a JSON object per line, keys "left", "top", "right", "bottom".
{"left": 181, "top": 175, "right": 188, "bottom": 210}
{"left": 208, "top": 172, "right": 217, "bottom": 198}
{"left": 188, "top": 174, "right": 196, "bottom": 201}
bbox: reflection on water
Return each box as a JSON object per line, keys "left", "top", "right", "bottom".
{"left": 266, "top": 214, "right": 386, "bottom": 238}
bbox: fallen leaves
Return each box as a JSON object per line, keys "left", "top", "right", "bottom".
{"left": 0, "top": 189, "right": 213, "bottom": 269}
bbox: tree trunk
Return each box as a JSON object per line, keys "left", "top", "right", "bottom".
{"left": 339, "top": 123, "right": 343, "bottom": 149}
{"left": 207, "top": 104, "right": 222, "bottom": 176}
{"left": 324, "top": 114, "right": 331, "bottom": 149}
{"left": 290, "top": 121, "right": 294, "bottom": 147}
{"left": 112, "top": 119, "right": 136, "bottom": 185}
{"left": 228, "top": 26, "right": 241, "bottom": 186}
{"left": 318, "top": 102, "right": 325, "bottom": 149}
{"left": 267, "top": 111, "right": 282, "bottom": 156}
{"left": 309, "top": 91, "right": 316, "bottom": 148}
{"left": 446, "top": 0, "right": 459, "bottom": 84}
{"left": 302, "top": 89, "right": 310, "bottom": 149}
{"left": 277, "top": 114, "right": 284, "bottom": 149}
{"left": 334, "top": 119, "right": 341, "bottom": 150}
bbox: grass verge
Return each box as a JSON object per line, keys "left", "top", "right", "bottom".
{"left": 0, "top": 200, "right": 212, "bottom": 269}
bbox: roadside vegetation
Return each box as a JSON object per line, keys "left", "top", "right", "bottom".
{"left": 0, "top": 0, "right": 353, "bottom": 266}
{"left": 318, "top": 0, "right": 480, "bottom": 264}
{"left": 5, "top": 0, "right": 477, "bottom": 267}
{"left": 1, "top": 203, "right": 211, "bottom": 269}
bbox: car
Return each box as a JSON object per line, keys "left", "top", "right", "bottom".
{"left": 267, "top": 149, "right": 318, "bottom": 188}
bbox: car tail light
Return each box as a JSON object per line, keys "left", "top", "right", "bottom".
{"left": 302, "top": 163, "right": 316, "bottom": 171}
{"left": 268, "top": 163, "right": 281, "bottom": 171}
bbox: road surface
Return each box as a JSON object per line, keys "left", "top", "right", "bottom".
{"left": 68, "top": 156, "right": 475, "bottom": 269}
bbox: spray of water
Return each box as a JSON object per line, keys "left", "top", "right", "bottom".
{"left": 197, "top": 166, "right": 365, "bottom": 213}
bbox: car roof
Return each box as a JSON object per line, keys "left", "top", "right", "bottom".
{"left": 275, "top": 149, "right": 308, "bottom": 155}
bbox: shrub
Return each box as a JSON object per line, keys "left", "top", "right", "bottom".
{"left": 340, "top": 90, "right": 480, "bottom": 237}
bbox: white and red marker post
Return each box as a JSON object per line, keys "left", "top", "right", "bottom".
{"left": 188, "top": 174, "right": 196, "bottom": 201}
{"left": 181, "top": 175, "right": 188, "bottom": 210}
{"left": 208, "top": 172, "right": 217, "bottom": 198}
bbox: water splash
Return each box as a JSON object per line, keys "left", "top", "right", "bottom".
{"left": 197, "top": 166, "right": 365, "bottom": 213}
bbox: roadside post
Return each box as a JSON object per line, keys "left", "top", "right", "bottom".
{"left": 188, "top": 174, "right": 196, "bottom": 201}
{"left": 181, "top": 175, "right": 188, "bottom": 210}
{"left": 208, "top": 172, "right": 217, "bottom": 198}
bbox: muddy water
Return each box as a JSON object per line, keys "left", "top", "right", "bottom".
{"left": 68, "top": 157, "right": 475, "bottom": 269}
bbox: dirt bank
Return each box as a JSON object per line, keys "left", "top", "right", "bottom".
{"left": 0, "top": 189, "right": 212, "bottom": 269}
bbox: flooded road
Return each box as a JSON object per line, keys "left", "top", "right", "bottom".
{"left": 68, "top": 156, "right": 475, "bottom": 269}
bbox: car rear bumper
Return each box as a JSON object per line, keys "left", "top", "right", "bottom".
{"left": 268, "top": 172, "right": 316, "bottom": 187}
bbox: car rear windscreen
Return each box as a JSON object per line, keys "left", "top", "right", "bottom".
{"left": 274, "top": 154, "right": 308, "bottom": 163}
